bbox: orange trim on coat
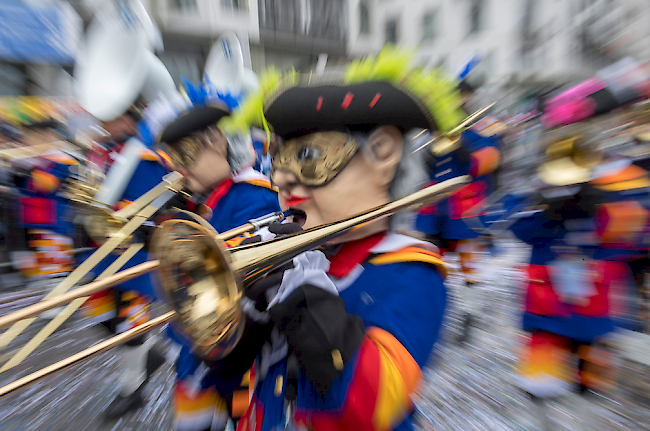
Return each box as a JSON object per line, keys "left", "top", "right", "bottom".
{"left": 591, "top": 165, "right": 647, "bottom": 185}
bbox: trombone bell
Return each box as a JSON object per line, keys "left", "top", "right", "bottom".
{"left": 153, "top": 219, "right": 244, "bottom": 360}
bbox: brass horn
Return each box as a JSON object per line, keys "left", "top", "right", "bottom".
{"left": 0, "top": 175, "right": 470, "bottom": 397}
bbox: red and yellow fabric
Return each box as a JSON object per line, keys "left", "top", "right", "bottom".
{"left": 448, "top": 180, "right": 488, "bottom": 220}
{"left": 156, "top": 149, "right": 174, "bottom": 170}
{"left": 174, "top": 370, "right": 251, "bottom": 431}
{"left": 591, "top": 164, "right": 649, "bottom": 191}
{"left": 174, "top": 382, "right": 229, "bottom": 431}
{"left": 83, "top": 289, "right": 117, "bottom": 324}
{"left": 42, "top": 152, "right": 79, "bottom": 166}
{"left": 19, "top": 196, "right": 57, "bottom": 226}
{"left": 29, "top": 169, "right": 61, "bottom": 194}
{"left": 292, "top": 328, "right": 421, "bottom": 431}
{"left": 454, "top": 239, "right": 485, "bottom": 284}
{"left": 595, "top": 200, "right": 649, "bottom": 244}
{"left": 578, "top": 344, "right": 615, "bottom": 392}
{"left": 82, "top": 289, "right": 151, "bottom": 334}
{"left": 517, "top": 331, "right": 613, "bottom": 398}
{"left": 524, "top": 260, "right": 621, "bottom": 318}
{"left": 469, "top": 146, "right": 500, "bottom": 178}
{"left": 516, "top": 331, "right": 574, "bottom": 398}
{"left": 367, "top": 246, "right": 446, "bottom": 276}
{"left": 24, "top": 229, "right": 73, "bottom": 277}
{"left": 472, "top": 116, "right": 507, "bottom": 138}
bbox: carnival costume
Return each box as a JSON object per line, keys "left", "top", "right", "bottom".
{"left": 154, "top": 82, "right": 281, "bottom": 431}
{"left": 14, "top": 120, "right": 80, "bottom": 279}
{"left": 415, "top": 105, "right": 503, "bottom": 342}
{"left": 188, "top": 47, "right": 465, "bottom": 431}
{"left": 503, "top": 61, "right": 650, "bottom": 429}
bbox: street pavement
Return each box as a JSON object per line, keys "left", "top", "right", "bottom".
{"left": 1, "top": 235, "right": 650, "bottom": 430}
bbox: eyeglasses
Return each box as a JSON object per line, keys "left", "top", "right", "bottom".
{"left": 167, "top": 130, "right": 213, "bottom": 168}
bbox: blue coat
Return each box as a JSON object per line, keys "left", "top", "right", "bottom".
{"left": 416, "top": 120, "right": 503, "bottom": 240}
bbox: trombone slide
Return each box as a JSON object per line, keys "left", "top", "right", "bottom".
{"left": 0, "top": 261, "right": 160, "bottom": 331}
{"left": 0, "top": 211, "right": 285, "bottom": 331}
{"left": 0, "top": 311, "right": 175, "bottom": 398}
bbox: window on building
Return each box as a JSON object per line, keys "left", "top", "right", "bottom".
{"left": 422, "top": 11, "right": 437, "bottom": 41}
{"left": 359, "top": 2, "right": 370, "bottom": 35}
{"left": 469, "top": 0, "right": 484, "bottom": 34}
{"left": 170, "top": 0, "right": 197, "bottom": 13}
{"left": 385, "top": 18, "right": 398, "bottom": 44}
{"left": 522, "top": 0, "right": 535, "bottom": 31}
{"left": 223, "top": 0, "right": 246, "bottom": 11}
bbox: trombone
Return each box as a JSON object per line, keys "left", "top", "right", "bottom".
{"left": 0, "top": 171, "right": 187, "bottom": 371}
{"left": 0, "top": 175, "right": 470, "bottom": 397}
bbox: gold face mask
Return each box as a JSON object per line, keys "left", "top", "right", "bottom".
{"left": 271, "top": 131, "right": 359, "bottom": 187}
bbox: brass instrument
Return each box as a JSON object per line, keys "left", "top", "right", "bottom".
{"left": 413, "top": 104, "right": 495, "bottom": 155}
{"left": 0, "top": 172, "right": 185, "bottom": 365}
{"left": 0, "top": 175, "right": 470, "bottom": 397}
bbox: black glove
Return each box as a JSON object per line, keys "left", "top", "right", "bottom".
{"left": 240, "top": 221, "right": 303, "bottom": 245}
{"left": 244, "top": 260, "right": 294, "bottom": 311}
{"left": 205, "top": 316, "right": 274, "bottom": 380}
{"left": 160, "top": 190, "right": 192, "bottom": 213}
{"left": 268, "top": 285, "right": 365, "bottom": 394}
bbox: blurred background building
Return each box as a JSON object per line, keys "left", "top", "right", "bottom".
{"left": 3, "top": 0, "right": 650, "bottom": 99}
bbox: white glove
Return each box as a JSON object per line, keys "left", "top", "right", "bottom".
{"left": 267, "top": 250, "right": 338, "bottom": 309}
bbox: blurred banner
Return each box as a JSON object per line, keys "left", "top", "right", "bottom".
{"left": 0, "top": 2, "right": 81, "bottom": 64}
{"left": 0, "top": 97, "right": 94, "bottom": 130}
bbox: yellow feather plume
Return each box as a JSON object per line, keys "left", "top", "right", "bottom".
{"left": 344, "top": 46, "right": 464, "bottom": 132}
{"left": 224, "top": 46, "right": 464, "bottom": 136}
{"left": 220, "top": 68, "right": 298, "bottom": 141}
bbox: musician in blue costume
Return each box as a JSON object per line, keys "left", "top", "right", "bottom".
{"left": 13, "top": 119, "right": 81, "bottom": 279}
{"left": 503, "top": 111, "right": 650, "bottom": 430}
{"left": 182, "top": 47, "right": 464, "bottom": 431}
{"left": 415, "top": 80, "right": 504, "bottom": 343}
{"left": 77, "top": 101, "right": 175, "bottom": 419}
{"left": 154, "top": 82, "right": 281, "bottom": 431}
{"left": 509, "top": 70, "right": 650, "bottom": 429}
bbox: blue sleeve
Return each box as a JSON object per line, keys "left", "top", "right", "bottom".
{"left": 120, "top": 159, "right": 170, "bottom": 203}
{"left": 505, "top": 194, "right": 559, "bottom": 245}
{"left": 358, "top": 262, "right": 447, "bottom": 365}
{"left": 229, "top": 184, "right": 281, "bottom": 226}
{"left": 462, "top": 129, "right": 497, "bottom": 152}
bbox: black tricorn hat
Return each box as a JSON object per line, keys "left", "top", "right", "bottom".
{"left": 265, "top": 80, "right": 438, "bottom": 141}
{"left": 158, "top": 105, "right": 231, "bottom": 145}
{"left": 224, "top": 48, "right": 464, "bottom": 143}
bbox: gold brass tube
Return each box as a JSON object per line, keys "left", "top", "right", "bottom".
{"left": 0, "top": 311, "right": 175, "bottom": 397}
{"left": 0, "top": 261, "right": 160, "bottom": 330}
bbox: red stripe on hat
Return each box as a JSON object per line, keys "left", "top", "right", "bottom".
{"left": 369, "top": 93, "right": 381, "bottom": 108}
{"left": 316, "top": 97, "right": 324, "bottom": 111}
{"left": 341, "top": 92, "right": 354, "bottom": 110}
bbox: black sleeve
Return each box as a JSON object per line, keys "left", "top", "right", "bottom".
{"left": 268, "top": 285, "right": 365, "bottom": 393}
{"left": 206, "top": 317, "right": 274, "bottom": 380}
